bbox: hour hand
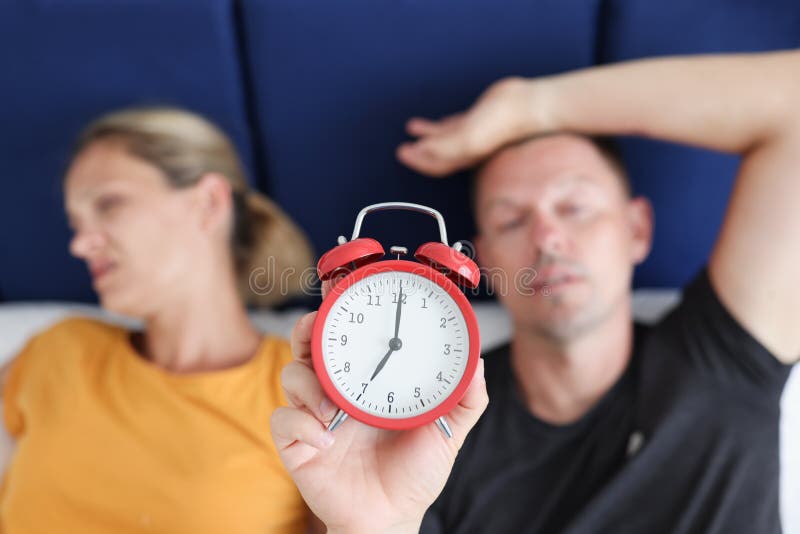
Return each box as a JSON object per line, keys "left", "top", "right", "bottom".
{"left": 369, "top": 346, "right": 394, "bottom": 382}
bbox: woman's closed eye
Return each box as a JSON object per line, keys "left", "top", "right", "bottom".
{"left": 95, "top": 194, "right": 125, "bottom": 215}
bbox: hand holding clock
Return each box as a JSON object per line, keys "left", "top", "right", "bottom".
{"left": 271, "top": 309, "right": 488, "bottom": 534}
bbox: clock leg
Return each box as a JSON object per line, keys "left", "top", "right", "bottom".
{"left": 327, "top": 409, "right": 349, "bottom": 432}
{"left": 435, "top": 416, "right": 453, "bottom": 439}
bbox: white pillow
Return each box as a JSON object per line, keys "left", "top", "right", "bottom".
{"left": 0, "top": 293, "right": 679, "bottom": 366}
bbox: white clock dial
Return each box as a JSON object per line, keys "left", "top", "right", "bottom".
{"left": 322, "top": 270, "right": 470, "bottom": 419}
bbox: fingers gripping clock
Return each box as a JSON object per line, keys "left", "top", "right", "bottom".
{"left": 311, "top": 202, "right": 481, "bottom": 437}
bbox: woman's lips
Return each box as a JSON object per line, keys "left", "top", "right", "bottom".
{"left": 89, "top": 261, "right": 116, "bottom": 281}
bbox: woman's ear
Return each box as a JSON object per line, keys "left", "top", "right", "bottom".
{"left": 194, "top": 173, "right": 234, "bottom": 232}
{"left": 627, "top": 196, "right": 654, "bottom": 265}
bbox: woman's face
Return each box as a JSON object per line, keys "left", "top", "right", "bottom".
{"left": 64, "top": 141, "right": 215, "bottom": 317}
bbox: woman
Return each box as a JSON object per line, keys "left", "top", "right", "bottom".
{"left": 0, "top": 107, "right": 314, "bottom": 533}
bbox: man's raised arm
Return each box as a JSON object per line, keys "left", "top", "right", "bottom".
{"left": 398, "top": 50, "right": 800, "bottom": 362}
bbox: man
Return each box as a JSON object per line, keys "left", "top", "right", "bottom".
{"left": 272, "top": 50, "right": 800, "bottom": 533}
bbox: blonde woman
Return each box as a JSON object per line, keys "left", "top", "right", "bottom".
{"left": 0, "top": 108, "right": 313, "bottom": 533}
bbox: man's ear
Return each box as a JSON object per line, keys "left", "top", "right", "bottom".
{"left": 627, "top": 196, "right": 654, "bottom": 265}
{"left": 194, "top": 173, "right": 233, "bottom": 232}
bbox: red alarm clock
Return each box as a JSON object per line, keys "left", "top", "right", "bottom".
{"left": 311, "top": 202, "right": 481, "bottom": 438}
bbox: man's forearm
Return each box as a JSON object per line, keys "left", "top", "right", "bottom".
{"left": 528, "top": 49, "right": 800, "bottom": 153}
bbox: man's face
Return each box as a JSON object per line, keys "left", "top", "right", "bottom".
{"left": 474, "top": 134, "right": 652, "bottom": 341}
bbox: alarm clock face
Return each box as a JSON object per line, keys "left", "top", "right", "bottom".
{"left": 316, "top": 262, "right": 476, "bottom": 426}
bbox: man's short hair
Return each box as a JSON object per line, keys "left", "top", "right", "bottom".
{"left": 590, "top": 136, "right": 630, "bottom": 196}
{"left": 470, "top": 134, "right": 632, "bottom": 214}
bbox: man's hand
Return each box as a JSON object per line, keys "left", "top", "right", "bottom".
{"left": 271, "top": 311, "right": 488, "bottom": 534}
{"left": 396, "top": 77, "right": 545, "bottom": 177}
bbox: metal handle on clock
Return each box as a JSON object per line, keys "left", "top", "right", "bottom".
{"left": 350, "top": 202, "right": 449, "bottom": 245}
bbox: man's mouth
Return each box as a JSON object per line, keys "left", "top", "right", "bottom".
{"left": 529, "top": 268, "right": 583, "bottom": 292}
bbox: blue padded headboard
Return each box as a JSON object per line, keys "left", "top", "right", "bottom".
{"left": 2, "top": 0, "right": 799, "bottom": 302}
{"left": 600, "top": 0, "right": 800, "bottom": 288}
{"left": 238, "top": 0, "right": 602, "bottom": 275}
{"left": 0, "top": 0, "right": 254, "bottom": 302}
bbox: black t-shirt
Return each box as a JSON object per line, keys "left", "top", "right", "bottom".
{"left": 421, "top": 268, "right": 794, "bottom": 534}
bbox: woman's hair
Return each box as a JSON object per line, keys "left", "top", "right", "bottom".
{"left": 73, "top": 107, "right": 314, "bottom": 307}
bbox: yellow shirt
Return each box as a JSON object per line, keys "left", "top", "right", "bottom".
{"left": 0, "top": 317, "right": 306, "bottom": 534}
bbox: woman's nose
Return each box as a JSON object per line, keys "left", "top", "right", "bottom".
{"left": 69, "top": 226, "right": 106, "bottom": 259}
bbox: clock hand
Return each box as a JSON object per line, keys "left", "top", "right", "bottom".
{"left": 370, "top": 282, "right": 405, "bottom": 382}
{"left": 369, "top": 346, "right": 395, "bottom": 382}
{"left": 394, "top": 281, "right": 403, "bottom": 339}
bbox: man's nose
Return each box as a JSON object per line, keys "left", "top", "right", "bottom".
{"left": 528, "top": 214, "right": 567, "bottom": 257}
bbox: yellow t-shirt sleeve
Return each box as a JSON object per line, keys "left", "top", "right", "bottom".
{"left": 2, "top": 334, "right": 42, "bottom": 438}
{"left": 2, "top": 318, "right": 109, "bottom": 439}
